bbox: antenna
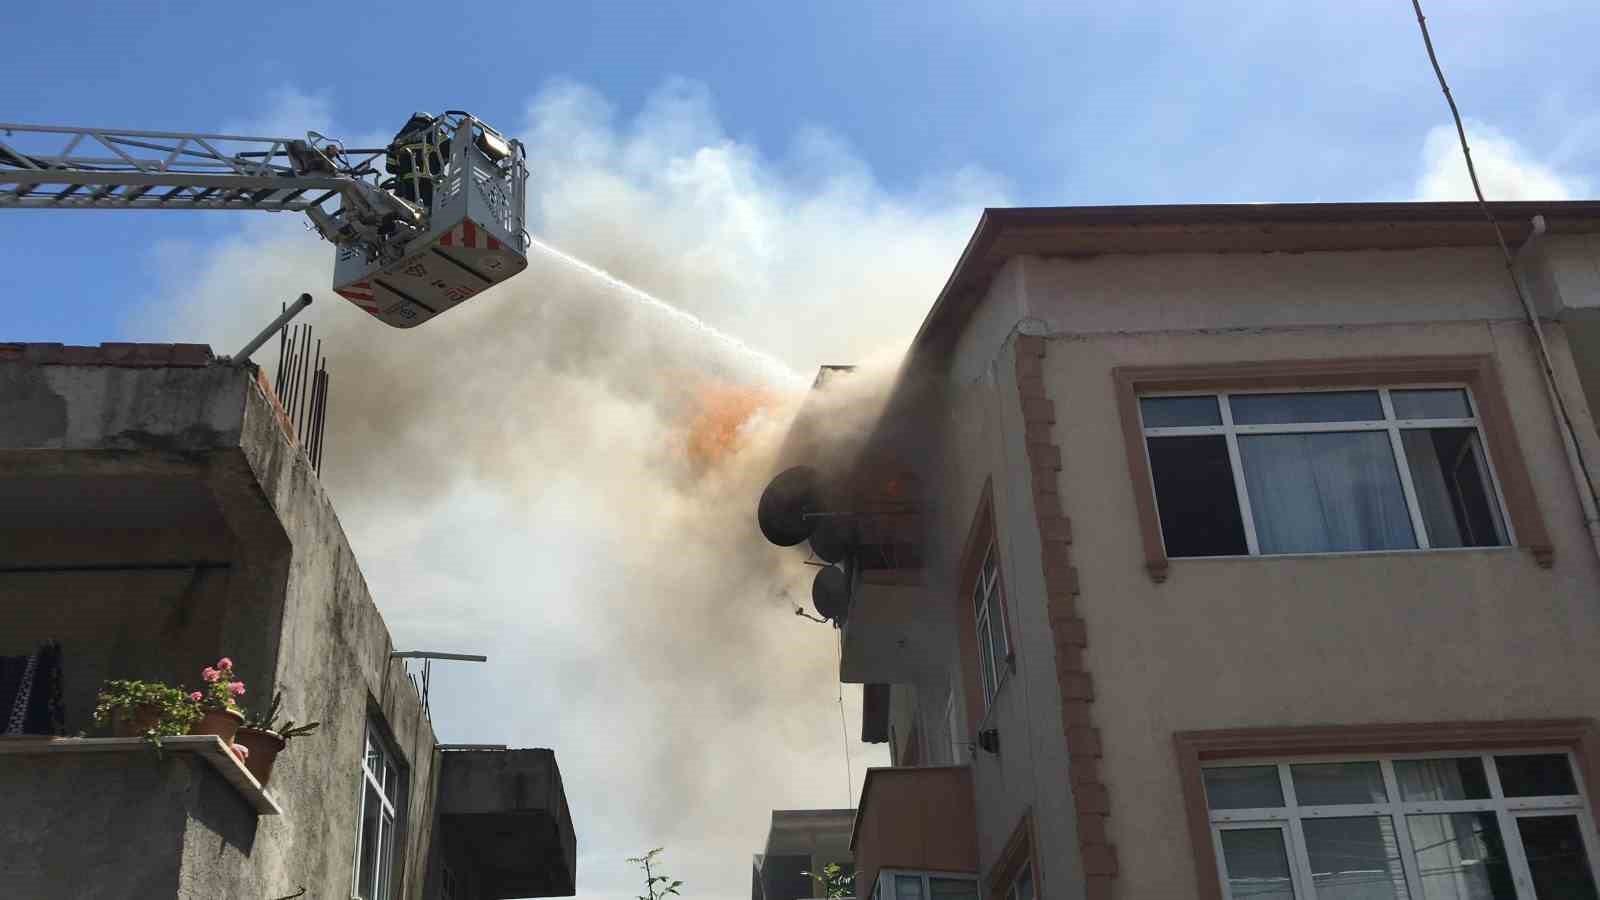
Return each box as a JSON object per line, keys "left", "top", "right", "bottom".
{"left": 390, "top": 650, "right": 487, "bottom": 716}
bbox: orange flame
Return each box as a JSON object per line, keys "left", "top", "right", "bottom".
{"left": 684, "top": 382, "right": 773, "bottom": 471}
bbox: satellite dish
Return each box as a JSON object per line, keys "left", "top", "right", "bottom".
{"left": 812, "top": 564, "right": 850, "bottom": 621}
{"left": 758, "top": 466, "right": 821, "bottom": 547}
{"left": 809, "top": 516, "right": 855, "bottom": 564}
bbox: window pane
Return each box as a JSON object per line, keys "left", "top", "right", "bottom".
{"left": 385, "top": 760, "right": 400, "bottom": 805}
{"left": 1146, "top": 435, "right": 1248, "bottom": 557}
{"left": 977, "top": 619, "right": 996, "bottom": 704}
{"left": 1516, "top": 814, "right": 1600, "bottom": 900}
{"left": 1407, "top": 812, "right": 1516, "bottom": 900}
{"left": 1239, "top": 432, "right": 1416, "bottom": 554}
{"left": 1292, "top": 762, "right": 1388, "bottom": 805}
{"left": 1496, "top": 754, "right": 1579, "bottom": 797}
{"left": 376, "top": 812, "right": 393, "bottom": 900}
{"left": 895, "top": 875, "right": 924, "bottom": 900}
{"left": 930, "top": 877, "right": 978, "bottom": 900}
{"left": 1394, "top": 758, "right": 1491, "bottom": 802}
{"left": 1219, "top": 828, "right": 1297, "bottom": 900}
{"left": 1302, "top": 816, "right": 1410, "bottom": 899}
{"left": 1205, "top": 766, "right": 1285, "bottom": 810}
{"left": 1391, "top": 389, "right": 1472, "bottom": 420}
{"left": 1401, "top": 429, "right": 1507, "bottom": 548}
{"left": 1007, "top": 869, "right": 1034, "bottom": 900}
{"left": 982, "top": 545, "right": 998, "bottom": 586}
{"left": 356, "top": 782, "right": 382, "bottom": 898}
{"left": 986, "top": 598, "right": 1009, "bottom": 680}
{"left": 1231, "top": 391, "right": 1384, "bottom": 424}
{"left": 1141, "top": 395, "right": 1222, "bottom": 428}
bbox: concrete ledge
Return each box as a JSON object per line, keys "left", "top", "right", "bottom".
{"left": 0, "top": 735, "right": 282, "bottom": 815}
{"left": 438, "top": 748, "right": 575, "bottom": 897}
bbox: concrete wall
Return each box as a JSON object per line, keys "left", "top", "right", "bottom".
{"left": 0, "top": 360, "right": 245, "bottom": 453}
{"left": 0, "top": 753, "right": 194, "bottom": 899}
{"left": 173, "top": 372, "right": 441, "bottom": 900}
{"left": 1005, "top": 244, "right": 1600, "bottom": 897}
{"left": 899, "top": 265, "right": 1087, "bottom": 898}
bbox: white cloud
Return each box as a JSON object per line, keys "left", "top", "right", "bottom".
{"left": 135, "top": 82, "right": 1005, "bottom": 900}
{"left": 221, "top": 85, "right": 335, "bottom": 138}
{"left": 1413, "top": 120, "right": 1589, "bottom": 201}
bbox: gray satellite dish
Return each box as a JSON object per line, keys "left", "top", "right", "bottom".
{"left": 758, "top": 465, "right": 821, "bottom": 547}
{"left": 812, "top": 564, "right": 850, "bottom": 621}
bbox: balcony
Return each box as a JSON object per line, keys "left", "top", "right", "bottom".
{"left": 0, "top": 347, "right": 295, "bottom": 733}
{"left": 436, "top": 748, "right": 577, "bottom": 898}
{"left": 839, "top": 574, "right": 949, "bottom": 685}
{"left": 850, "top": 766, "right": 978, "bottom": 900}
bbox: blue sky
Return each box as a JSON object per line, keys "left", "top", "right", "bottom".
{"left": 5, "top": 4, "right": 1599, "bottom": 899}
{"left": 4, "top": 0, "right": 1597, "bottom": 346}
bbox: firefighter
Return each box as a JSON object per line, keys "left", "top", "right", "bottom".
{"left": 385, "top": 113, "right": 444, "bottom": 208}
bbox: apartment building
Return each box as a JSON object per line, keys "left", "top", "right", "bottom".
{"left": 751, "top": 808, "right": 856, "bottom": 900}
{"left": 0, "top": 344, "right": 576, "bottom": 899}
{"left": 761, "top": 202, "right": 1600, "bottom": 900}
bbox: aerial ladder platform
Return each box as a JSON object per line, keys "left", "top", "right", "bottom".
{"left": 0, "top": 111, "right": 528, "bottom": 328}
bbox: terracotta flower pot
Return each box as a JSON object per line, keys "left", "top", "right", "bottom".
{"left": 189, "top": 708, "right": 245, "bottom": 744}
{"left": 111, "top": 703, "right": 163, "bottom": 737}
{"left": 232, "top": 727, "right": 287, "bottom": 787}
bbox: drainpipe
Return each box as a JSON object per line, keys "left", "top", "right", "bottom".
{"left": 1512, "top": 216, "right": 1600, "bottom": 563}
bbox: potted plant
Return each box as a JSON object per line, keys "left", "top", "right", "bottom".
{"left": 187, "top": 657, "right": 247, "bottom": 744}
{"left": 233, "top": 691, "right": 320, "bottom": 787}
{"left": 93, "top": 680, "right": 199, "bottom": 739}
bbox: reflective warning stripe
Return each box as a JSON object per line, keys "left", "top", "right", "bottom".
{"left": 438, "top": 220, "right": 502, "bottom": 251}
{"left": 336, "top": 281, "right": 382, "bottom": 315}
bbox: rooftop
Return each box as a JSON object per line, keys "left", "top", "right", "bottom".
{"left": 912, "top": 199, "right": 1600, "bottom": 359}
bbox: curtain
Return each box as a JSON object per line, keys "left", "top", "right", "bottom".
{"left": 1, "top": 642, "right": 65, "bottom": 736}
{"left": 1240, "top": 432, "right": 1416, "bottom": 554}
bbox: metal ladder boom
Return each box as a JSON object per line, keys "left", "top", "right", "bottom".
{"left": 0, "top": 123, "right": 382, "bottom": 213}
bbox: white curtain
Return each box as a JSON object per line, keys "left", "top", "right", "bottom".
{"left": 1240, "top": 432, "right": 1415, "bottom": 554}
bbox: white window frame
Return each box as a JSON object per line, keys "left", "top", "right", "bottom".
{"left": 1139, "top": 385, "right": 1515, "bottom": 558}
{"left": 352, "top": 723, "right": 404, "bottom": 900}
{"left": 1003, "top": 863, "right": 1035, "bottom": 900}
{"left": 873, "top": 868, "right": 981, "bottom": 900}
{"left": 972, "top": 540, "right": 1008, "bottom": 707}
{"left": 1205, "top": 749, "right": 1600, "bottom": 900}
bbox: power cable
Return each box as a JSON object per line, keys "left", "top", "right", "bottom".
{"left": 836, "top": 630, "right": 853, "bottom": 808}
{"left": 1409, "top": 0, "right": 1600, "bottom": 514}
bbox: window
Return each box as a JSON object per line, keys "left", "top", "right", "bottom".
{"left": 1003, "top": 866, "right": 1034, "bottom": 900}
{"left": 1139, "top": 387, "right": 1511, "bottom": 558}
{"left": 1204, "top": 752, "right": 1600, "bottom": 899}
{"left": 353, "top": 724, "right": 405, "bottom": 900}
{"left": 871, "top": 871, "right": 979, "bottom": 900}
{"left": 972, "top": 541, "right": 1009, "bottom": 706}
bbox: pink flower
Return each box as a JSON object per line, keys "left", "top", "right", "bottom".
{"left": 216, "top": 657, "right": 233, "bottom": 670}
{"left": 190, "top": 691, "right": 204, "bottom": 702}
{"left": 201, "top": 667, "right": 220, "bottom": 683}
{"left": 232, "top": 743, "right": 249, "bottom": 761}
{"left": 229, "top": 681, "right": 246, "bottom": 697}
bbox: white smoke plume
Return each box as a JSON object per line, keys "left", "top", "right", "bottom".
{"left": 132, "top": 82, "right": 1002, "bottom": 899}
